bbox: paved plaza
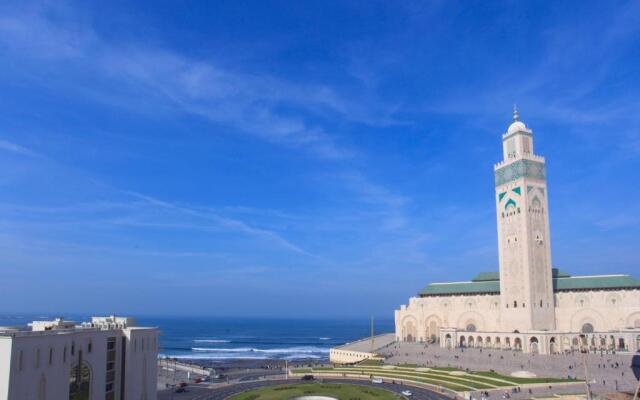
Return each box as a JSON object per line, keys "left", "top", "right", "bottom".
{"left": 378, "top": 341, "right": 639, "bottom": 397}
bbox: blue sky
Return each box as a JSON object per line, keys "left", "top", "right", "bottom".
{"left": 0, "top": 1, "right": 639, "bottom": 317}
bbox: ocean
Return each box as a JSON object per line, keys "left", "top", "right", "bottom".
{"left": 0, "top": 314, "right": 394, "bottom": 362}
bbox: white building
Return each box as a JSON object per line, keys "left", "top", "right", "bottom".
{"left": 395, "top": 109, "right": 640, "bottom": 354}
{"left": 0, "top": 316, "right": 158, "bottom": 400}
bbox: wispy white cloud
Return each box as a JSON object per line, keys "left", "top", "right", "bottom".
{"left": 414, "top": 3, "right": 640, "bottom": 134}
{"left": 339, "top": 171, "right": 410, "bottom": 232}
{"left": 0, "top": 140, "right": 39, "bottom": 157}
{"left": 123, "top": 191, "right": 310, "bottom": 255}
{"left": 0, "top": 191, "right": 310, "bottom": 256}
{"left": 0, "top": 3, "right": 402, "bottom": 159}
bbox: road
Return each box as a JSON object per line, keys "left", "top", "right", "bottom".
{"left": 158, "top": 378, "right": 454, "bottom": 400}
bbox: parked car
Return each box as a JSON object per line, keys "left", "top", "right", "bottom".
{"left": 401, "top": 390, "right": 412, "bottom": 396}
{"left": 301, "top": 375, "right": 315, "bottom": 381}
{"left": 371, "top": 377, "right": 383, "bottom": 384}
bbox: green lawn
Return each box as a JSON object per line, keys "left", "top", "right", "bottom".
{"left": 471, "top": 371, "right": 576, "bottom": 384}
{"left": 358, "top": 359, "right": 384, "bottom": 366}
{"left": 228, "top": 383, "right": 402, "bottom": 400}
{"left": 290, "top": 365, "right": 577, "bottom": 392}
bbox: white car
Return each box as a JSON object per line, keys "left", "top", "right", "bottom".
{"left": 401, "top": 390, "right": 412, "bottom": 396}
{"left": 371, "top": 377, "right": 383, "bottom": 384}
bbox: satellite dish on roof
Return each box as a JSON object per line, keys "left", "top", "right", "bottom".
{"left": 632, "top": 354, "right": 640, "bottom": 381}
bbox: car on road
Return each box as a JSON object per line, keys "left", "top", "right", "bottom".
{"left": 174, "top": 386, "right": 186, "bottom": 393}
{"left": 301, "top": 375, "right": 315, "bottom": 381}
{"left": 214, "top": 374, "right": 226, "bottom": 379}
{"left": 371, "top": 377, "right": 383, "bottom": 384}
{"left": 401, "top": 390, "right": 412, "bottom": 396}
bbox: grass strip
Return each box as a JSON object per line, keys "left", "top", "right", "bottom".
{"left": 347, "top": 366, "right": 516, "bottom": 386}
{"left": 228, "top": 383, "right": 401, "bottom": 400}
{"left": 471, "top": 371, "right": 577, "bottom": 384}
{"left": 310, "top": 369, "right": 487, "bottom": 391}
{"left": 328, "top": 367, "right": 508, "bottom": 388}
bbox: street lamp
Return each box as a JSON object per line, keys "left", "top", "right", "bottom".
{"left": 579, "top": 334, "right": 592, "bottom": 400}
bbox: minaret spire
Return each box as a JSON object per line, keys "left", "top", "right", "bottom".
{"left": 513, "top": 104, "right": 519, "bottom": 122}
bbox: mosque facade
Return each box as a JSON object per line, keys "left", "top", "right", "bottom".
{"left": 394, "top": 110, "right": 640, "bottom": 354}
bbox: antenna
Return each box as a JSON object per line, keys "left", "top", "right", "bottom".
{"left": 370, "top": 316, "right": 375, "bottom": 353}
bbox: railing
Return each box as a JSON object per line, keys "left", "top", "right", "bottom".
{"left": 0, "top": 326, "right": 103, "bottom": 337}
{"left": 494, "top": 154, "right": 545, "bottom": 170}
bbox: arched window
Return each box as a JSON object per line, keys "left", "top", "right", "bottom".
{"left": 513, "top": 301, "right": 517, "bottom": 308}
{"left": 529, "top": 337, "right": 539, "bottom": 354}
{"left": 69, "top": 362, "right": 90, "bottom": 400}
{"left": 581, "top": 323, "right": 594, "bottom": 334}
{"left": 514, "top": 338, "right": 522, "bottom": 350}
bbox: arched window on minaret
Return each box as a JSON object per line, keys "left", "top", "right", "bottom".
{"left": 523, "top": 137, "right": 531, "bottom": 154}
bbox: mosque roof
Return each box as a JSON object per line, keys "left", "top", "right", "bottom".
{"left": 418, "top": 269, "right": 640, "bottom": 297}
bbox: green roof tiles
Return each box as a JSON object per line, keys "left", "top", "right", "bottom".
{"left": 554, "top": 275, "right": 640, "bottom": 291}
{"left": 472, "top": 272, "right": 500, "bottom": 282}
{"left": 420, "top": 280, "right": 500, "bottom": 295}
{"left": 552, "top": 268, "right": 571, "bottom": 278}
{"left": 419, "top": 270, "right": 640, "bottom": 297}
{"left": 469, "top": 268, "right": 570, "bottom": 283}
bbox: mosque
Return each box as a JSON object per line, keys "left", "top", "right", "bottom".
{"left": 395, "top": 109, "right": 640, "bottom": 355}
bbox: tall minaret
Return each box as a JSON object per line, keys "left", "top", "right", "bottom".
{"left": 494, "top": 107, "right": 555, "bottom": 331}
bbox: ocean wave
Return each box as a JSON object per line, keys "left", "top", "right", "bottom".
{"left": 161, "top": 353, "right": 271, "bottom": 360}
{"left": 160, "top": 351, "right": 325, "bottom": 360}
{"left": 191, "top": 346, "right": 329, "bottom": 354}
{"left": 226, "top": 340, "right": 334, "bottom": 346}
{"left": 190, "top": 339, "right": 337, "bottom": 346}
{"left": 193, "top": 339, "right": 231, "bottom": 343}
